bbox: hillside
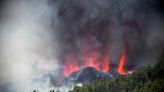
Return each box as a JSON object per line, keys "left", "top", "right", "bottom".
{"left": 69, "top": 58, "right": 164, "bottom": 92}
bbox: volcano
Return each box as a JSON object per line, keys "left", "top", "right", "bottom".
{"left": 63, "top": 48, "right": 132, "bottom": 77}
{"left": 51, "top": 65, "right": 134, "bottom": 87}
{"left": 67, "top": 67, "right": 110, "bottom": 84}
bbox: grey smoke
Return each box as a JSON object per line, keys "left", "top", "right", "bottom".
{"left": 53, "top": 0, "right": 164, "bottom": 67}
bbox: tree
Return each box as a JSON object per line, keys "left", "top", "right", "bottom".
{"left": 70, "top": 58, "right": 164, "bottom": 92}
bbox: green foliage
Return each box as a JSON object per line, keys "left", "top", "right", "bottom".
{"left": 70, "top": 58, "right": 164, "bottom": 92}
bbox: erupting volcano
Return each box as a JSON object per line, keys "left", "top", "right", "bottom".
{"left": 63, "top": 34, "right": 128, "bottom": 76}
{"left": 63, "top": 32, "right": 127, "bottom": 76}
{"left": 63, "top": 54, "right": 111, "bottom": 76}
{"left": 63, "top": 33, "right": 111, "bottom": 76}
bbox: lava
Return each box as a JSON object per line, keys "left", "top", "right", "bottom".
{"left": 116, "top": 49, "right": 128, "bottom": 75}
{"left": 63, "top": 48, "right": 128, "bottom": 76}
{"left": 101, "top": 53, "right": 110, "bottom": 72}
{"left": 63, "top": 54, "right": 80, "bottom": 76}
{"left": 63, "top": 34, "right": 111, "bottom": 76}
{"left": 81, "top": 34, "right": 102, "bottom": 71}
{"left": 63, "top": 33, "right": 128, "bottom": 76}
{"left": 64, "top": 63, "right": 79, "bottom": 76}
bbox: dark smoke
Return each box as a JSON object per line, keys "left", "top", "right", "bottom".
{"left": 51, "top": 0, "right": 164, "bottom": 69}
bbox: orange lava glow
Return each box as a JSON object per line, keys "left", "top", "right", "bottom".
{"left": 63, "top": 33, "right": 128, "bottom": 76}
{"left": 63, "top": 63, "right": 79, "bottom": 76}
{"left": 116, "top": 49, "right": 128, "bottom": 75}
{"left": 63, "top": 34, "right": 110, "bottom": 76}
{"left": 63, "top": 54, "right": 80, "bottom": 76}
{"left": 63, "top": 48, "right": 128, "bottom": 76}
{"left": 63, "top": 53, "right": 110, "bottom": 76}
{"left": 101, "top": 54, "right": 110, "bottom": 72}
{"left": 81, "top": 34, "right": 109, "bottom": 72}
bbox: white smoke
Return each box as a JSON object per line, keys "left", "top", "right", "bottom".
{"left": 0, "top": 0, "right": 61, "bottom": 91}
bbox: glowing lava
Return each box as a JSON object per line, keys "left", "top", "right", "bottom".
{"left": 116, "top": 49, "right": 128, "bottom": 75}
{"left": 64, "top": 63, "right": 79, "bottom": 76}
{"left": 63, "top": 54, "right": 80, "bottom": 76}
{"left": 63, "top": 33, "right": 129, "bottom": 76}
{"left": 63, "top": 34, "right": 110, "bottom": 76}
{"left": 63, "top": 48, "right": 128, "bottom": 76}
{"left": 81, "top": 34, "right": 109, "bottom": 72}
{"left": 101, "top": 54, "right": 110, "bottom": 72}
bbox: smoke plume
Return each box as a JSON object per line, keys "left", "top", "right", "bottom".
{"left": 0, "top": 0, "right": 164, "bottom": 92}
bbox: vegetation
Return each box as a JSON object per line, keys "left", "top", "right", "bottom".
{"left": 69, "top": 58, "right": 164, "bottom": 92}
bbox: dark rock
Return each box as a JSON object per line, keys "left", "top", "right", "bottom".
{"left": 67, "top": 67, "right": 110, "bottom": 84}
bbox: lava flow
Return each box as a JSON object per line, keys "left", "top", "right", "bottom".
{"left": 116, "top": 49, "right": 128, "bottom": 75}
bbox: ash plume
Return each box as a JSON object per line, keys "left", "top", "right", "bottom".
{"left": 53, "top": 0, "right": 164, "bottom": 68}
